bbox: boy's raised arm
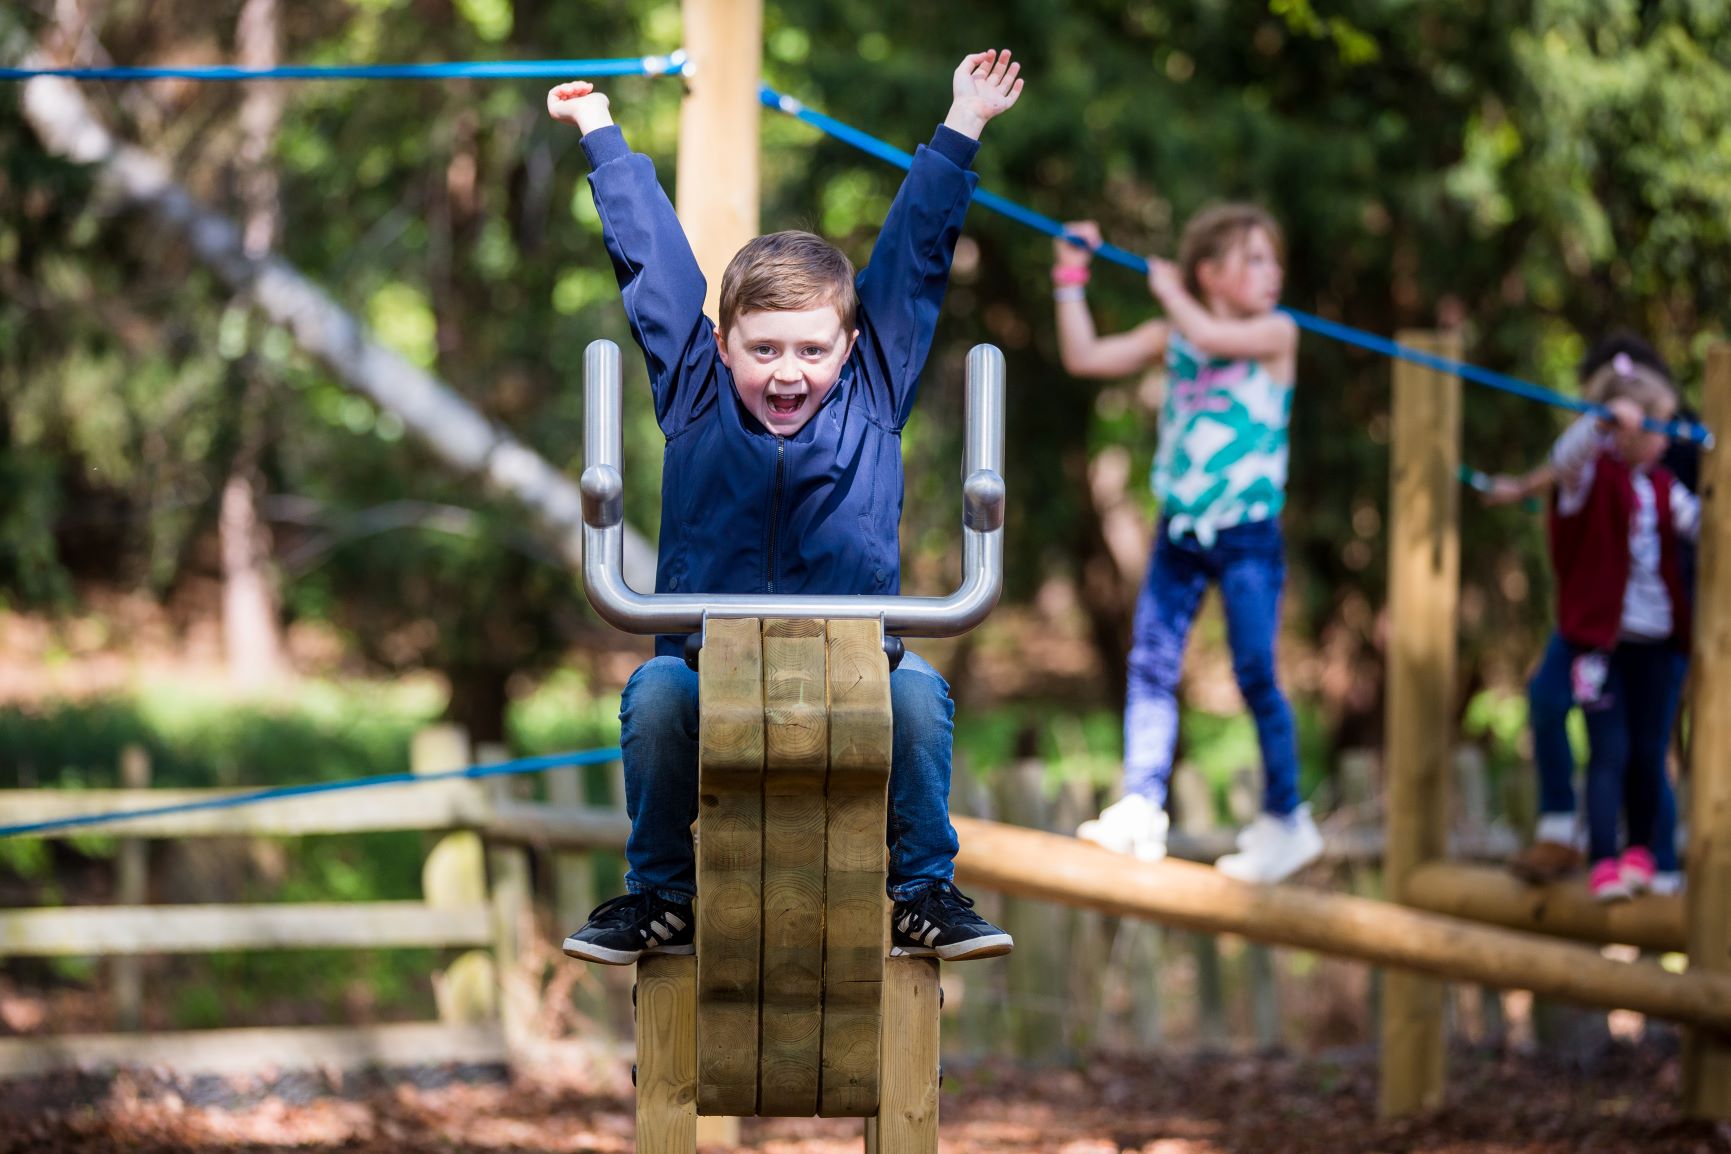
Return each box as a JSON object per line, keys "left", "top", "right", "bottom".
{"left": 549, "top": 81, "right": 715, "bottom": 431}
{"left": 854, "top": 50, "right": 1023, "bottom": 427}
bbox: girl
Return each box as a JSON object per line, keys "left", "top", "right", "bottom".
{"left": 1544, "top": 367, "right": 1698, "bottom": 901}
{"left": 1055, "top": 206, "right": 1321, "bottom": 883}
{"left": 1485, "top": 335, "right": 1690, "bottom": 895}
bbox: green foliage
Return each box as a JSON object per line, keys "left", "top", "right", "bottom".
{"left": 4, "top": 0, "right": 1731, "bottom": 746}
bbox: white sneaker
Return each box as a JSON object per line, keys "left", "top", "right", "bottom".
{"left": 1077, "top": 793, "right": 1169, "bottom": 863}
{"left": 1216, "top": 805, "right": 1323, "bottom": 884}
{"left": 1650, "top": 870, "right": 1685, "bottom": 897}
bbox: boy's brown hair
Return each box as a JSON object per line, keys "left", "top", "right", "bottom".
{"left": 719, "top": 230, "right": 858, "bottom": 335}
{"left": 1177, "top": 203, "right": 1286, "bottom": 299}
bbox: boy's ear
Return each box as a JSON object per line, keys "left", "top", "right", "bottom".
{"left": 846, "top": 329, "right": 860, "bottom": 358}
{"left": 714, "top": 325, "right": 731, "bottom": 368}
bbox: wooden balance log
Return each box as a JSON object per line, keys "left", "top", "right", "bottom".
{"left": 633, "top": 616, "right": 941, "bottom": 1153}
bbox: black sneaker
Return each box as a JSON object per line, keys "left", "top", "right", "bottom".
{"left": 561, "top": 892, "right": 695, "bottom": 965}
{"left": 889, "top": 882, "right": 1014, "bottom": 961}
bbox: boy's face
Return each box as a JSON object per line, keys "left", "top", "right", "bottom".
{"left": 717, "top": 307, "right": 858, "bottom": 436}
{"left": 1199, "top": 226, "right": 1284, "bottom": 317}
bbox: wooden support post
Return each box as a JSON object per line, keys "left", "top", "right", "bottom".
{"left": 696, "top": 618, "right": 766, "bottom": 1117}
{"left": 1380, "top": 329, "right": 1461, "bottom": 1117}
{"left": 677, "top": 0, "right": 763, "bottom": 322}
{"left": 758, "top": 619, "right": 828, "bottom": 1116}
{"left": 416, "top": 726, "right": 495, "bottom": 1025}
{"left": 112, "top": 745, "right": 149, "bottom": 1031}
{"left": 865, "top": 957, "right": 940, "bottom": 1154}
{"left": 548, "top": 764, "right": 597, "bottom": 931}
{"left": 637, "top": 954, "right": 698, "bottom": 1153}
{"left": 821, "top": 619, "right": 893, "bottom": 1117}
{"left": 1684, "top": 343, "right": 1731, "bottom": 1117}
{"left": 481, "top": 743, "right": 535, "bottom": 1054}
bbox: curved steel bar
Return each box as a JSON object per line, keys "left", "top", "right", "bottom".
{"left": 581, "top": 340, "right": 1006, "bottom": 636}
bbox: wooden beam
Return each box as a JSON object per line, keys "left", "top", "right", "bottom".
{"left": 677, "top": 0, "right": 763, "bottom": 322}
{"left": 112, "top": 745, "right": 149, "bottom": 1031}
{"left": 949, "top": 816, "right": 1731, "bottom": 1029}
{"left": 636, "top": 954, "right": 699, "bottom": 1152}
{"left": 0, "top": 902, "right": 492, "bottom": 956}
{"left": 0, "top": 1022, "right": 506, "bottom": 1079}
{"left": 821, "top": 618, "right": 892, "bottom": 1118}
{"left": 1381, "top": 329, "right": 1461, "bottom": 1118}
{"left": 1405, "top": 862, "right": 1684, "bottom": 953}
{"left": 757, "top": 619, "right": 828, "bottom": 1116}
{"left": 865, "top": 957, "right": 939, "bottom": 1154}
{"left": 1685, "top": 342, "right": 1731, "bottom": 1117}
{"left": 695, "top": 616, "right": 765, "bottom": 1117}
{"left": 3, "top": 779, "right": 488, "bottom": 838}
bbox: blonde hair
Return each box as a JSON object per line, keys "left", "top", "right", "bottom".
{"left": 1177, "top": 203, "right": 1286, "bottom": 299}
{"left": 1582, "top": 356, "right": 1675, "bottom": 415}
{"left": 718, "top": 230, "right": 858, "bottom": 335}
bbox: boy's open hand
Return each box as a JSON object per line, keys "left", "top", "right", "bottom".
{"left": 944, "top": 49, "right": 1023, "bottom": 140}
{"left": 547, "top": 80, "right": 613, "bottom": 135}
{"left": 1056, "top": 220, "right": 1101, "bottom": 268}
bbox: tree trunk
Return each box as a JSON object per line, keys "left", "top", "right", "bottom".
{"left": 219, "top": 0, "right": 286, "bottom": 690}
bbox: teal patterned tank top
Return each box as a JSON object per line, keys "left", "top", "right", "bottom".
{"left": 1151, "top": 330, "right": 1293, "bottom": 545}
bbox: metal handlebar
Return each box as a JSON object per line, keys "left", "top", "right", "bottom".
{"left": 579, "top": 340, "right": 1006, "bottom": 637}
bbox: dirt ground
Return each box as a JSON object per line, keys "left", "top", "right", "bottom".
{"left": 1, "top": 1038, "right": 1727, "bottom": 1154}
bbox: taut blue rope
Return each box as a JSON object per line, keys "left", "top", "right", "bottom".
{"left": 0, "top": 52, "right": 686, "bottom": 82}
{"left": 760, "top": 85, "right": 1714, "bottom": 449}
{"left": 0, "top": 746, "right": 623, "bottom": 838}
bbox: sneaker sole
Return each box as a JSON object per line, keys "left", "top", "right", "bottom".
{"left": 561, "top": 938, "right": 695, "bottom": 966}
{"left": 891, "top": 932, "right": 1015, "bottom": 962}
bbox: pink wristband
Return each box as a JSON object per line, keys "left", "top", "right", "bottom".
{"left": 1051, "top": 265, "right": 1091, "bottom": 287}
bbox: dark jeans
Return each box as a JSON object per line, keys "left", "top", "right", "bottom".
{"left": 1123, "top": 516, "right": 1299, "bottom": 816}
{"left": 1529, "top": 633, "right": 1685, "bottom": 867}
{"left": 618, "top": 650, "right": 958, "bottom": 903}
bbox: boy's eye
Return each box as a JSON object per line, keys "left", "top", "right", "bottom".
{"left": 802, "top": 346, "right": 826, "bottom": 357}
{"left": 754, "top": 345, "right": 775, "bottom": 356}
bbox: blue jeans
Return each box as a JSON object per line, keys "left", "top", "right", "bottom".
{"left": 618, "top": 650, "right": 958, "bottom": 903}
{"left": 1123, "top": 517, "right": 1300, "bottom": 816}
{"left": 1528, "top": 632, "right": 1682, "bottom": 869}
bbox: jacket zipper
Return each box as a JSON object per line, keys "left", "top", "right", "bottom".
{"left": 766, "top": 436, "right": 786, "bottom": 593}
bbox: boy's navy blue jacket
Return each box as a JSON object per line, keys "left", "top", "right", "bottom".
{"left": 580, "top": 123, "right": 980, "bottom": 658}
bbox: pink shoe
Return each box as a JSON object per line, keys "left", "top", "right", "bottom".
{"left": 1589, "top": 858, "right": 1631, "bottom": 903}
{"left": 1619, "top": 847, "right": 1656, "bottom": 895}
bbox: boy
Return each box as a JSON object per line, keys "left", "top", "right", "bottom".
{"left": 549, "top": 49, "right": 1023, "bottom": 965}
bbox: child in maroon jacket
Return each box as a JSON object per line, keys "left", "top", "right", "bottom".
{"left": 1546, "top": 364, "right": 1700, "bottom": 901}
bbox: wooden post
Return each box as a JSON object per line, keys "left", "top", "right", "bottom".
{"left": 416, "top": 725, "right": 495, "bottom": 1025}
{"left": 1380, "top": 330, "right": 1461, "bottom": 1117}
{"left": 548, "top": 765, "right": 596, "bottom": 931}
{"left": 637, "top": 954, "right": 699, "bottom": 1152}
{"left": 865, "top": 957, "right": 940, "bottom": 1154}
{"left": 821, "top": 619, "right": 893, "bottom": 1117}
{"left": 1684, "top": 342, "right": 1731, "bottom": 1117}
{"left": 480, "top": 743, "right": 535, "bottom": 1055}
{"left": 695, "top": 618, "right": 766, "bottom": 1117}
{"left": 677, "top": 0, "right": 763, "bottom": 322}
{"left": 112, "top": 745, "right": 149, "bottom": 1031}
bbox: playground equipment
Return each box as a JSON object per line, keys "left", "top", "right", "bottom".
{"left": 578, "top": 338, "right": 1006, "bottom": 1151}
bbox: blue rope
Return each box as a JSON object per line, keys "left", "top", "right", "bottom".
{"left": 761, "top": 85, "right": 1715, "bottom": 450}
{"left": 0, "top": 52, "right": 686, "bottom": 82}
{"left": 0, "top": 746, "right": 623, "bottom": 839}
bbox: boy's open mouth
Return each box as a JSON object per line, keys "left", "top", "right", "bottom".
{"left": 768, "top": 393, "right": 806, "bottom": 416}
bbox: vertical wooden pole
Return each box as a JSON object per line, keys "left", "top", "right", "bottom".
{"left": 1379, "top": 330, "right": 1461, "bottom": 1117}
{"left": 637, "top": 954, "right": 699, "bottom": 1153}
{"left": 865, "top": 957, "right": 939, "bottom": 1154}
{"left": 1684, "top": 343, "right": 1731, "bottom": 1118}
{"left": 677, "top": 0, "right": 763, "bottom": 323}
{"left": 480, "top": 743, "right": 535, "bottom": 1055}
{"left": 548, "top": 766, "right": 596, "bottom": 931}
{"left": 416, "top": 725, "right": 496, "bottom": 1026}
{"left": 112, "top": 744, "right": 149, "bottom": 1031}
